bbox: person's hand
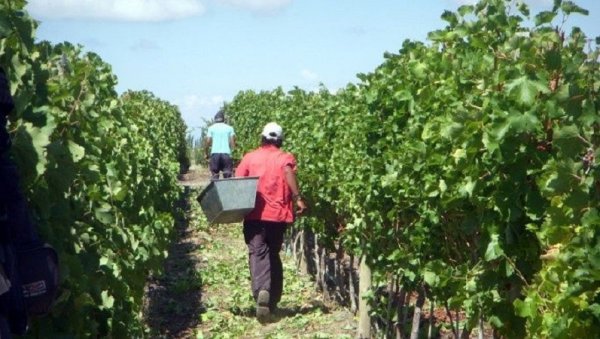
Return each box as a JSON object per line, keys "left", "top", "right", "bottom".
{"left": 296, "top": 198, "right": 307, "bottom": 215}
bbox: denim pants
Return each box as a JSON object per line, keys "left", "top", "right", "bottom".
{"left": 243, "top": 220, "right": 287, "bottom": 308}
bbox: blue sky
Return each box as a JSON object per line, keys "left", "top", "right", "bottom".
{"left": 27, "top": 0, "right": 600, "bottom": 136}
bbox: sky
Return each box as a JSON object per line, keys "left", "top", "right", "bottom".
{"left": 26, "top": 0, "right": 600, "bottom": 137}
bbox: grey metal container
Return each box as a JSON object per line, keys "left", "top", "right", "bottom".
{"left": 197, "top": 177, "right": 259, "bottom": 224}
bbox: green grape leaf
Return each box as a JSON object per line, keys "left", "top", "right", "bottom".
{"left": 518, "top": 3, "right": 530, "bottom": 16}
{"left": 100, "top": 290, "right": 115, "bottom": 309}
{"left": 561, "top": 1, "right": 589, "bottom": 15}
{"left": 485, "top": 234, "right": 504, "bottom": 261}
{"left": 68, "top": 140, "right": 86, "bottom": 163}
{"left": 553, "top": 124, "right": 583, "bottom": 155}
{"left": 423, "top": 270, "right": 440, "bottom": 287}
{"left": 11, "top": 118, "right": 56, "bottom": 181}
{"left": 0, "top": 16, "right": 12, "bottom": 38}
{"left": 534, "top": 11, "right": 556, "bottom": 26}
{"left": 514, "top": 298, "right": 535, "bottom": 318}
{"left": 505, "top": 76, "right": 550, "bottom": 106}
{"left": 507, "top": 110, "right": 541, "bottom": 134}
{"left": 95, "top": 203, "right": 115, "bottom": 225}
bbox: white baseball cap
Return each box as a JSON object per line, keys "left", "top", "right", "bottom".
{"left": 261, "top": 122, "right": 283, "bottom": 140}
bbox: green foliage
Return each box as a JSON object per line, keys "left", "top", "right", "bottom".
{"left": 1, "top": 2, "right": 189, "bottom": 336}
{"left": 226, "top": 0, "right": 600, "bottom": 337}
{"left": 3, "top": 0, "right": 597, "bottom": 336}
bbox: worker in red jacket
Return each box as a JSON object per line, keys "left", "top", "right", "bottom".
{"left": 235, "top": 122, "right": 307, "bottom": 322}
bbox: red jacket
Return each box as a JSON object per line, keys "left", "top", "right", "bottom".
{"left": 235, "top": 145, "right": 297, "bottom": 223}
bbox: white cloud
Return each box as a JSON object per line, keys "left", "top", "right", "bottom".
{"left": 176, "top": 94, "right": 225, "bottom": 131}
{"left": 181, "top": 94, "right": 225, "bottom": 111}
{"left": 27, "top": 0, "right": 206, "bottom": 22}
{"left": 217, "top": 0, "right": 292, "bottom": 12}
{"left": 300, "top": 69, "right": 318, "bottom": 81}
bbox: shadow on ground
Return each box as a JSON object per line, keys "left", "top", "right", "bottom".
{"left": 229, "top": 302, "right": 331, "bottom": 323}
{"left": 144, "top": 187, "right": 204, "bottom": 338}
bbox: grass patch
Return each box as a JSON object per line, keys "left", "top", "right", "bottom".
{"left": 188, "top": 189, "right": 356, "bottom": 338}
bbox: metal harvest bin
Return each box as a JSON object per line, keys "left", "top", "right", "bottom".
{"left": 197, "top": 177, "right": 259, "bottom": 224}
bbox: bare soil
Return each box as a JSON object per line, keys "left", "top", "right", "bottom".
{"left": 143, "top": 187, "right": 205, "bottom": 338}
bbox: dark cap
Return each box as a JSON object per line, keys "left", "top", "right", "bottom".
{"left": 214, "top": 110, "right": 224, "bottom": 122}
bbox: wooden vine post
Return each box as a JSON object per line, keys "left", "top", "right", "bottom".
{"left": 297, "top": 229, "right": 309, "bottom": 275}
{"left": 358, "top": 256, "right": 372, "bottom": 338}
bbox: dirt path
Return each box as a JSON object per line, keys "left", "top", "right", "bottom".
{"left": 143, "top": 184, "right": 205, "bottom": 338}
{"left": 144, "top": 166, "right": 356, "bottom": 338}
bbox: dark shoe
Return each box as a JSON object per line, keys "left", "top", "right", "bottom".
{"left": 256, "top": 290, "right": 270, "bottom": 323}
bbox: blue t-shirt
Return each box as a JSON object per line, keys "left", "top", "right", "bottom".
{"left": 207, "top": 122, "right": 235, "bottom": 154}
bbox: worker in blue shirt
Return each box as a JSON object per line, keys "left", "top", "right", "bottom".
{"left": 206, "top": 110, "right": 235, "bottom": 180}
